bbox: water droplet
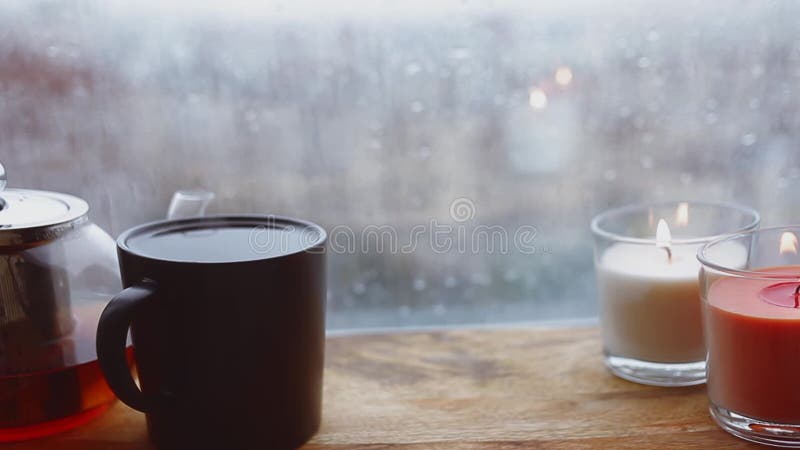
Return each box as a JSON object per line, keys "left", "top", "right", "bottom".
{"left": 705, "top": 113, "right": 718, "bottom": 124}
{"left": 410, "top": 101, "right": 425, "bottom": 113}
{"left": 749, "top": 98, "right": 761, "bottom": 109}
{"left": 751, "top": 65, "right": 765, "bottom": 78}
{"left": 637, "top": 57, "right": 651, "bottom": 69}
{"left": 603, "top": 169, "right": 617, "bottom": 181}
{"left": 647, "top": 30, "right": 660, "bottom": 42}
{"left": 368, "top": 121, "right": 384, "bottom": 133}
{"left": 470, "top": 272, "right": 492, "bottom": 287}
{"left": 457, "top": 66, "right": 473, "bottom": 76}
{"left": 352, "top": 282, "right": 366, "bottom": 296}
{"left": 46, "top": 46, "right": 60, "bottom": 58}
{"left": 404, "top": 62, "right": 422, "bottom": 76}
{"left": 444, "top": 276, "right": 458, "bottom": 288}
{"left": 398, "top": 305, "right": 411, "bottom": 317}
{"left": 618, "top": 106, "right": 632, "bottom": 118}
{"left": 413, "top": 146, "right": 432, "bottom": 160}
{"left": 503, "top": 269, "right": 520, "bottom": 282}
{"left": 413, "top": 278, "right": 427, "bottom": 291}
{"left": 680, "top": 173, "right": 693, "bottom": 185}
{"left": 640, "top": 154, "right": 654, "bottom": 169}
{"left": 449, "top": 47, "right": 472, "bottom": 59}
{"left": 740, "top": 133, "right": 757, "bottom": 146}
{"left": 433, "top": 304, "right": 447, "bottom": 315}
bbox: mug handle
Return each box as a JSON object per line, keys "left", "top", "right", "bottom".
{"left": 96, "top": 281, "right": 160, "bottom": 413}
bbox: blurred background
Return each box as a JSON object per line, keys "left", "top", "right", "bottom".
{"left": 2, "top": 0, "right": 799, "bottom": 329}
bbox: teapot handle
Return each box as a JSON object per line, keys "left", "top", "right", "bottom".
{"left": 96, "top": 281, "right": 164, "bottom": 412}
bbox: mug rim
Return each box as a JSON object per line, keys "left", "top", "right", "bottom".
{"left": 117, "top": 214, "right": 327, "bottom": 264}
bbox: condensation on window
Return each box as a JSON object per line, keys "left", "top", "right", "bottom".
{"left": 1, "top": 1, "right": 798, "bottom": 329}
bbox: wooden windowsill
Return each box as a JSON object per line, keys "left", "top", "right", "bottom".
{"left": 8, "top": 327, "right": 758, "bottom": 449}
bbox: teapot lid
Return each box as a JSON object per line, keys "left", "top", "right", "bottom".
{"left": 0, "top": 189, "right": 89, "bottom": 246}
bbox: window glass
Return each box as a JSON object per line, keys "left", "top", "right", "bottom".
{"left": 2, "top": 1, "right": 796, "bottom": 329}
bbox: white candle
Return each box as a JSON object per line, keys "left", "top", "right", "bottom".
{"left": 598, "top": 218, "right": 747, "bottom": 364}
{"left": 597, "top": 241, "right": 705, "bottom": 363}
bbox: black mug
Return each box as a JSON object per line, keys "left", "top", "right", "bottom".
{"left": 96, "top": 215, "right": 326, "bottom": 450}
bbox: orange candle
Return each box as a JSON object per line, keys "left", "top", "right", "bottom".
{"left": 705, "top": 265, "right": 800, "bottom": 423}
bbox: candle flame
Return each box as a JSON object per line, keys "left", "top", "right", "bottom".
{"left": 675, "top": 202, "right": 689, "bottom": 227}
{"left": 780, "top": 232, "right": 798, "bottom": 255}
{"left": 656, "top": 219, "right": 672, "bottom": 248}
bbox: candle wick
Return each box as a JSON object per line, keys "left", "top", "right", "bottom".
{"left": 662, "top": 246, "right": 672, "bottom": 263}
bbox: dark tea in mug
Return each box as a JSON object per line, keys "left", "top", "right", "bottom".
{"left": 96, "top": 216, "right": 326, "bottom": 450}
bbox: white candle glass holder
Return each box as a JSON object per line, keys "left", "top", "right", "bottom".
{"left": 591, "top": 201, "right": 759, "bottom": 386}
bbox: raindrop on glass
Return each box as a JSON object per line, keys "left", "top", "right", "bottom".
{"left": 470, "top": 272, "right": 492, "bottom": 287}
{"left": 413, "top": 146, "right": 432, "bottom": 160}
{"left": 398, "top": 305, "right": 411, "bottom": 317}
{"left": 449, "top": 47, "right": 472, "bottom": 59}
{"left": 740, "top": 133, "right": 757, "bottom": 146}
{"left": 404, "top": 62, "right": 422, "bottom": 76}
{"left": 503, "top": 269, "right": 520, "bottom": 282}
{"left": 352, "top": 282, "right": 367, "bottom": 296}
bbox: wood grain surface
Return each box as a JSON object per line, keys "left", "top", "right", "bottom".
{"left": 8, "top": 327, "right": 761, "bottom": 449}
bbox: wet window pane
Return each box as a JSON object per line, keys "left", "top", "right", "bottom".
{"left": 2, "top": 1, "right": 796, "bottom": 329}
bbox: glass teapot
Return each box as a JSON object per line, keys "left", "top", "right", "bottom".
{"left": 0, "top": 164, "right": 213, "bottom": 441}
